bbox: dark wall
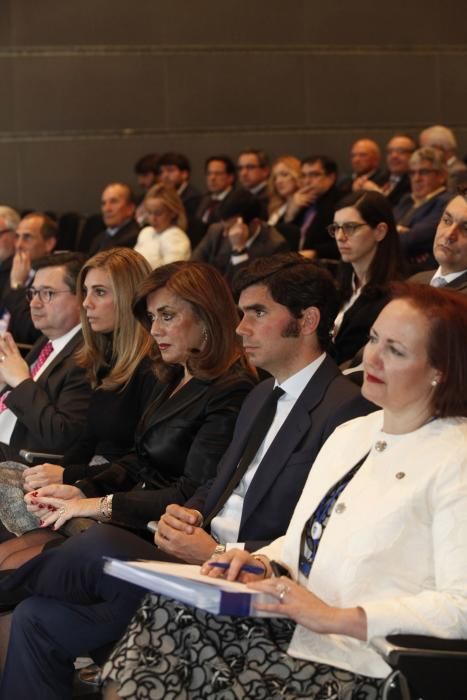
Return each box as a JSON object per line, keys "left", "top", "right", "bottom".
{"left": 0, "top": 0, "right": 466, "bottom": 214}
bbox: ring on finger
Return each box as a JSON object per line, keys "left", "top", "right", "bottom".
{"left": 276, "top": 582, "right": 291, "bottom": 603}
{"left": 58, "top": 506, "right": 66, "bottom": 517}
{"left": 0, "top": 355, "right": 5, "bottom": 362}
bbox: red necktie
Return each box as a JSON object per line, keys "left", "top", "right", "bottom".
{"left": 0, "top": 341, "right": 54, "bottom": 413}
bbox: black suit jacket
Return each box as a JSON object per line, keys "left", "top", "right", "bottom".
{"left": 76, "top": 364, "right": 256, "bottom": 531}
{"left": 333, "top": 286, "right": 390, "bottom": 366}
{"left": 293, "top": 186, "right": 341, "bottom": 259}
{"left": 410, "top": 269, "right": 467, "bottom": 295}
{"left": 338, "top": 168, "right": 388, "bottom": 196}
{"left": 0, "top": 331, "right": 92, "bottom": 460}
{"left": 89, "top": 219, "right": 140, "bottom": 256}
{"left": 191, "top": 222, "right": 289, "bottom": 283}
{"left": 395, "top": 190, "right": 451, "bottom": 261}
{"left": 187, "top": 355, "right": 375, "bottom": 550}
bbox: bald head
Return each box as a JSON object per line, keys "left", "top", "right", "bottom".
{"left": 351, "top": 139, "right": 381, "bottom": 176}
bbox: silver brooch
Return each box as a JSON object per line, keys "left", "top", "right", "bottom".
{"left": 375, "top": 441, "right": 387, "bottom": 452}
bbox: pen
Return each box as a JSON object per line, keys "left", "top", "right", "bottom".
{"left": 207, "top": 561, "right": 265, "bottom": 575}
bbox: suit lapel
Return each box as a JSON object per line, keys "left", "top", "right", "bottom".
{"left": 35, "top": 331, "right": 83, "bottom": 386}
{"left": 448, "top": 271, "right": 467, "bottom": 292}
{"left": 240, "top": 356, "right": 339, "bottom": 525}
{"left": 139, "top": 377, "right": 210, "bottom": 432}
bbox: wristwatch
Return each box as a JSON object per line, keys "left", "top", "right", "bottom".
{"left": 213, "top": 543, "right": 226, "bottom": 555}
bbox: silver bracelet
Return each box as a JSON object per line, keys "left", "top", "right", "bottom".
{"left": 99, "top": 494, "right": 113, "bottom": 520}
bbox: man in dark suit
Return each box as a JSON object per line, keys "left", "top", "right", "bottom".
{"left": 191, "top": 155, "right": 237, "bottom": 246}
{"left": 88, "top": 183, "right": 140, "bottom": 255}
{"left": 236, "top": 148, "right": 270, "bottom": 219}
{"left": 338, "top": 138, "right": 387, "bottom": 195}
{"left": 411, "top": 193, "right": 467, "bottom": 295}
{"left": 0, "top": 252, "right": 91, "bottom": 460}
{"left": 394, "top": 146, "right": 450, "bottom": 267}
{"left": 157, "top": 152, "right": 201, "bottom": 231}
{"left": 3, "top": 212, "right": 58, "bottom": 347}
{"left": 191, "top": 189, "right": 289, "bottom": 285}
{"left": 285, "top": 155, "right": 341, "bottom": 260}
{"left": 351, "top": 134, "right": 415, "bottom": 207}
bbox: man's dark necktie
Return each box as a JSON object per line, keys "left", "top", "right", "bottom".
{"left": 203, "top": 386, "right": 284, "bottom": 528}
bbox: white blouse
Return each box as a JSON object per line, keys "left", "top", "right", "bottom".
{"left": 134, "top": 226, "right": 191, "bottom": 269}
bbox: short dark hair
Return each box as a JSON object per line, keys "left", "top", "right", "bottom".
{"left": 218, "top": 189, "right": 262, "bottom": 224}
{"left": 390, "top": 283, "right": 467, "bottom": 418}
{"left": 158, "top": 152, "right": 191, "bottom": 173}
{"left": 302, "top": 155, "right": 338, "bottom": 176}
{"left": 237, "top": 148, "right": 270, "bottom": 168}
{"left": 233, "top": 253, "right": 339, "bottom": 351}
{"left": 34, "top": 251, "right": 86, "bottom": 293}
{"left": 134, "top": 153, "right": 160, "bottom": 176}
{"left": 205, "top": 155, "right": 236, "bottom": 177}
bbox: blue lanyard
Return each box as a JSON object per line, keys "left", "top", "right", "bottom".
{"left": 299, "top": 452, "right": 370, "bottom": 577}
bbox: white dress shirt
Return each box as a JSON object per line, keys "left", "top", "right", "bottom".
{"left": 134, "top": 226, "right": 191, "bottom": 269}
{"left": 210, "top": 353, "right": 326, "bottom": 546}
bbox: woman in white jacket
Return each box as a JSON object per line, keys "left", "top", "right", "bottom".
{"left": 102, "top": 283, "right": 467, "bottom": 699}
{"left": 134, "top": 183, "right": 191, "bottom": 269}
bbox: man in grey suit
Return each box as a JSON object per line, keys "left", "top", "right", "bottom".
{"left": 0, "top": 252, "right": 91, "bottom": 461}
{"left": 411, "top": 193, "right": 467, "bottom": 294}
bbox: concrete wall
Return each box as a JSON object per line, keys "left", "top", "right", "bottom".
{"left": 0, "top": 0, "right": 466, "bottom": 214}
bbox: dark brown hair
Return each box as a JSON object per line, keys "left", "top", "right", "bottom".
{"left": 133, "top": 261, "right": 251, "bottom": 383}
{"left": 391, "top": 282, "right": 467, "bottom": 417}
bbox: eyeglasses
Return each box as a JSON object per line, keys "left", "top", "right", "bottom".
{"left": 26, "top": 288, "right": 73, "bottom": 304}
{"left": 409, "top": 168, "right": 438, "bottom": 178}
{"left": 301, "top": 171, "right": 326, "bottom": 179}
{"left": 237, "top": 164, "right": 260, "bottom": 171}
{"left": 327, "top": 222, "right": 367, "bottom": 238}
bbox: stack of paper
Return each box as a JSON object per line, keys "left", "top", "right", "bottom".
{"left": 104, "top": 558, "right": 283, "bottom": 617}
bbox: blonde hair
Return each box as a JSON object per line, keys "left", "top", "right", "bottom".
{"left": 268, "top": 155, "right": 301, "bottom": 216}
{"left": 144, "top": 183, "right": 188, "bottom": 232}
{"left": 75, "top": 248, "right": 154, "bottom": 390}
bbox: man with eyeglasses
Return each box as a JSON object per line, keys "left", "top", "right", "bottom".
{"left": 0, "top": 252, "right": 91, "bottom": 461}
{"left": 285, "top": 156, "right": 340, "bottom": 260}
{"left": 411, "top": 193, "right": 467, "bottom": 295}
{"left": 394, "top": 147, "right": 451, "bottom": 269}
{"left": 352, "top": 134, "right": 416, "bottom": 207}
{"left": 236, "top": 149, "right": 270, "bottom": 219}
{"left": 0, "top": 206, "right": 20, "bottom": 306}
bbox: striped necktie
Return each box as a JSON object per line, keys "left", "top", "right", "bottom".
{"left": 0, "top": 341, "right": 54, "bottom": 413}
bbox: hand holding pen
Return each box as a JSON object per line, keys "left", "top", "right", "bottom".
{"left": 200, "top": 548, "right": 268, "bottom": 583}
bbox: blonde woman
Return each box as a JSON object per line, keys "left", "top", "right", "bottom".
{"left": 267, "top": 156, "right": 302, "bottom": 226}
{"left": 0, "top": 248, "right": 158, "bottom": 564}
{"left": 134, "top": 183, "right": 191, "bottom": 268}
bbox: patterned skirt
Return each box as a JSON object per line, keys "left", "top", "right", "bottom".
{"left": 101, "top": 593, "right": 385, "bottom": 700}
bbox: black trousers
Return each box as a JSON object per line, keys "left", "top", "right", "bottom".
{"left": 0, "top": 524, "right": 180, "bottom": 700}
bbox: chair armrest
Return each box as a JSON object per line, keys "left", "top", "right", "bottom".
{"left": 19, "top": 449, "right": 65, "bottom": 466}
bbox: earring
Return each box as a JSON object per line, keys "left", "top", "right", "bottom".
{"left": 202, "top": 328, "right": 208, "bottom": 342}
{"left": 431, "top": 379, "right": 438, "bottom": 387}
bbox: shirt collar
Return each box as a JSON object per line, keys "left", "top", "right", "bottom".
{"left": 275, "top": 353, "right": 327, "bottom": 400}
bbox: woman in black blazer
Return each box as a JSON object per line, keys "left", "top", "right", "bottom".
{"left": 329, "top": 191, "right": 405, "bottom": 366}
{"left": 22, "top": 261, "right": 256, "bottom": 540}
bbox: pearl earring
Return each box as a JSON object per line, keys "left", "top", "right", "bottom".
{"left": 431, "top": 379, "right": 438, "bottom": 387}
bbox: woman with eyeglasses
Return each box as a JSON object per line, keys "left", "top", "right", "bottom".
{"left": 328, "top": 191, "right": 405, "bottom": 366}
